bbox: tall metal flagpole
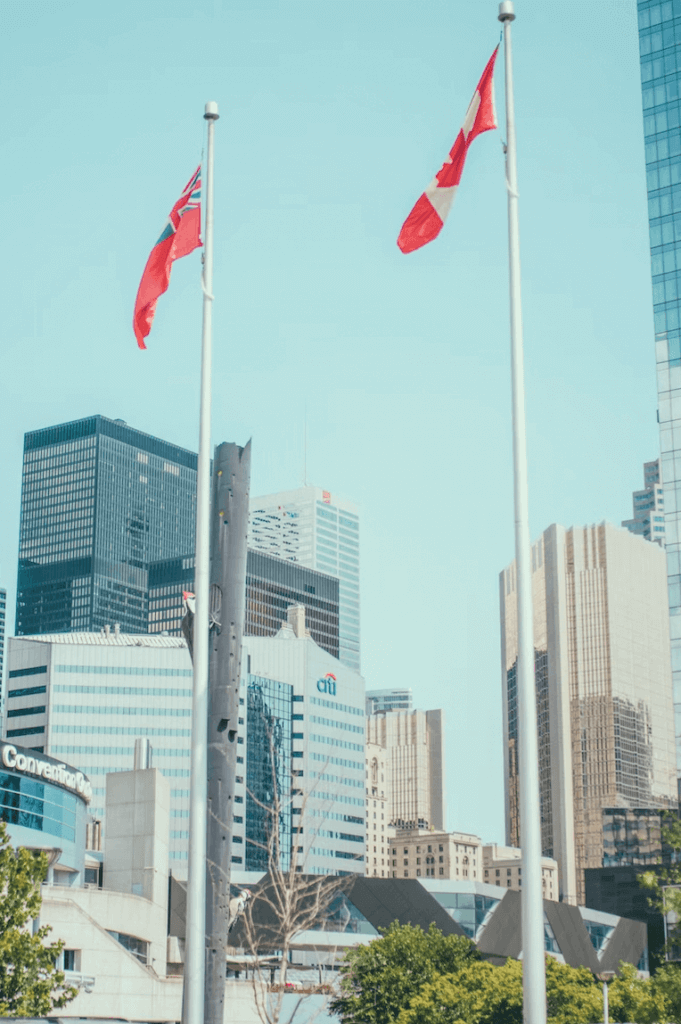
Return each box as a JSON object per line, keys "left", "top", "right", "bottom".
{"left": 497, "top": 5, "right": 546, "bottom": 1024}
{"left": 183, "top": 99, "right": 219, "bottom": 1024}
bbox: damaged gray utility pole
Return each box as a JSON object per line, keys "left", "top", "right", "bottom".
{"left": 182, "top": 439, "right": 252, "bottom": 1023}
{"left": 205, "top": 440, "right": 251, "bottom": 1022}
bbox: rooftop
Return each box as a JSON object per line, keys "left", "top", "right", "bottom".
{"left": 13, "top": 632, "right": 188, "bottom": 649}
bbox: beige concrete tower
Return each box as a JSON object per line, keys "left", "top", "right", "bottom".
{"left": 366, "top": 708, "right": 445, "bottom": 832}
{"left": 501, "top": 523, "right": 677, "bottom": 905}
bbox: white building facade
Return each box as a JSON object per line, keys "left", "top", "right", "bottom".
{"left": 5, "top": 633, "right": 193, "bottom": 871}
{"left": 242, "top": 614, "right": 366, "bottom": 876}
{"left": 249, "top": 486, "right": 360, "bottom": 671}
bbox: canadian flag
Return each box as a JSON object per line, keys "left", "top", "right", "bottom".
{"left": 397, "top": 47, "right": 499, "bottom": 254}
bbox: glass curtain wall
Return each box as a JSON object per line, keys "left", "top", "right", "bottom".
{"left": 639, "top": 0, "right": 681, "bottom": 771}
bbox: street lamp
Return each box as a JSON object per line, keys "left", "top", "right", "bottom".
{"left": 597, "top": 971, "right": 616, "bottom": 1024}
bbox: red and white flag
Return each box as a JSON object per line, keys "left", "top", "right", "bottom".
{"left": 134, "top": 167, "right": 202, "bottom": 349}
{"left": 397, "top": 47, "right": 499, "bottom": 254}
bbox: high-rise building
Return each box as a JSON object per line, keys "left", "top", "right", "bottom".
{"left": 622, "top": 459, "right": 666, "bottom": 546}
{"left": 5, "top": 632, "right": 194, "bottom": 869}
{"left": 366, "top": 708, "right": 445, "bottom": 832}
{"left": 16, "top": 416, "right": 197, "bottom": 637}
{"left": 248, "top": 487, "right": 360, "bottom": 671}
{"left": 244, "top": 607, "right": 366, "bottom": 876}
{"left": 365, "top": 688, "right": 413, "bottom": 715}
{"left": 638, "top": 4, "right": 681, "bottom": 772}
{"left": 500, "top": 523, "right": 677, "bottom": 904}
{"left": 0, "top": 587, "right": 6, "bottom": 713}
{"left": 147, "top": 550, "right": 340, "bottom": 658}
{"left": 365, "top": 739, "right": 391, "bottom": 877}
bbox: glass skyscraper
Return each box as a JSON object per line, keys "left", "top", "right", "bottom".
{"left": 638, "top": 0, "right": 681, "bottom": 772}
{"left": 249, "top": 486, "right": 361, "bottom": 671}
{"left": 16, "top": 416, "right": 196, "bottom": 636}
{"left": 147, "top": 549, "right": 340, "bottom": 657}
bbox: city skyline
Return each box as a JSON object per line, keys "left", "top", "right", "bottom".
{"left": 0, "top": 1, "right": 661, "bottom": 844}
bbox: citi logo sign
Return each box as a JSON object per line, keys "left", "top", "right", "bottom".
{"left": 317, "top": 672, "right": 337, "bottom": 696}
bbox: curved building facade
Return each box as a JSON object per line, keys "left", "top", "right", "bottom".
{"left": 0, "top": 740, "right": 90, "bottom": 884}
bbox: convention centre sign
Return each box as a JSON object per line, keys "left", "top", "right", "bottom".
{"left": 0, "top": 742, "right": 92, "bottom": 803}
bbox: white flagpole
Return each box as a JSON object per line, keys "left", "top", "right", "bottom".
{"left": 183, "top": 99, "right": 219, "bottom": 1024}
{"left": 497, "top": 5, "right": 546, "bottom": 1024}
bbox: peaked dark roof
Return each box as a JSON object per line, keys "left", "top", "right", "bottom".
{"left": 342, "top": 876, "right": 466, "bottom": 937}
{"left": 227, "top": 872, "right": 465, "bottom": 950}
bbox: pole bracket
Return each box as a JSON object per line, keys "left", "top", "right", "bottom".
{"left": 202, "top": 274, "right": 214, "bottom": 301}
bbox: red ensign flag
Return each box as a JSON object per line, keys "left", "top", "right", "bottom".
{"left": 134, "top": 167, "right": 202, "bottom": 349}
{"left": 397, "top": 47, "right": 499, "bottom": 254}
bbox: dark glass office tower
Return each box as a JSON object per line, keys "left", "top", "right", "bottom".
{"left": 16, "top": 416, "right": 197, "bottom": 635}
{"left": 148, "top": 549, "right": 340, "bottom": 657}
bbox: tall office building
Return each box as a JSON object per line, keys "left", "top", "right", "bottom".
{"left": 5, "top": 632, "right": 194, "bottom": 868}
{"left": 16, "top": 416, "right": 196, "bottom": 637}
{"left": 366, "top": 709, "right": 445, "bottom": 832}
{"left": 500, "top": 523, "right": 677, "bottom": 904}
{"left": 249, "top": 487, "right": 360, "bottom": 671}
{"left": 147, "top": 549, "right": 340, "bottom": 658}
{"left": 639, "top": 3, "right": 681, "bottom": 771}
{"left": 366, "top": 688, "right": 413, "bottom": 715}
{"left": 0, "top": 587, "right": 6, "bottom": 705}
{"left": 622, "top": 459, "right": 666, "bottom": 546}
{"left": 245, "top": 608, "right": 366, "bottom": 876}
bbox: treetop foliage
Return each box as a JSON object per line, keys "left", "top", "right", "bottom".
{"left": 0, "top": 820, "right": 77, "bottom": 1016}
{"left": 330, "top": 920, "right": 681, "bottom": 1024}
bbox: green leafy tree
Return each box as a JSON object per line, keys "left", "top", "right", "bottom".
{"left": 395, "top": 958, "right": 523, "bottom": 1024}
{"left": 652, "top": 963, "right": 681, "bottom": 1022}
{"left": 606, "top": 962, "right": 668, "bottom": 1024}
{"left": 639, "top": 814, "right": 681, "bottom": 963}
{"left": 395, "top": 955, "right": 602, "bottom": 1024}
{"left": 329, "top": 922, "right": 479, "bottom": 1024}
{"left": 0, "top": 820, "right": 77, "bottom": 1016}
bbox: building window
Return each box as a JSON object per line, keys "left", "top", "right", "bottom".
{"left": 63, "top": 949, "right": 78, "bottom": 971}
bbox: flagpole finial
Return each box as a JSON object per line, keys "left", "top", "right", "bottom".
{"left": 498, "top": 1, "right": 515, "bottom": 21}
{"left": 204, "top": 101, "right": 219, "bottom": 121}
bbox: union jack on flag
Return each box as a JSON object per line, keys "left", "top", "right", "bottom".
{"left": 134, "top": 165, "right": 203, "bottom": 349}
{"left": 156, "top": 166, "right": 202, "bottom": 245}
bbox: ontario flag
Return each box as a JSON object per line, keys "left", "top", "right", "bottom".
{"left": 397, "top": 47, "right": 498, "bottom": 254}
{"left": 134, "top": 166, "right": 202, "bottom": 349}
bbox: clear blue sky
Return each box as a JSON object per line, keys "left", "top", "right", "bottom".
{"left": 0, "top": 0, "right": 656, "bottom": 844}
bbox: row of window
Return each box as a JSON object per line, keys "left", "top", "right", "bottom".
{"left": 309, "top": 715, "right": 364, "bottom": 735}
{"left": 309, "top": 695, "right": 363, "bottom": 717}
{"left": 310, "top": 734, "right": 364, "bottom": 753}
{"left": 310, "top": 752, "right": 363, "bottom": 771}
{"left": 51, "top": 746, "right": 189, "bottom": 758}
{"left": 55, "top": 664, "right": 193, "bottom": 678}
{"left": 54, "top": 684, "right": 192, "bottom": 697}
{"left": 53, "top": 705, "right": 191, "bottom": 717}
{"left": 52, "top": 724, "right": 191, "bottom": 737}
